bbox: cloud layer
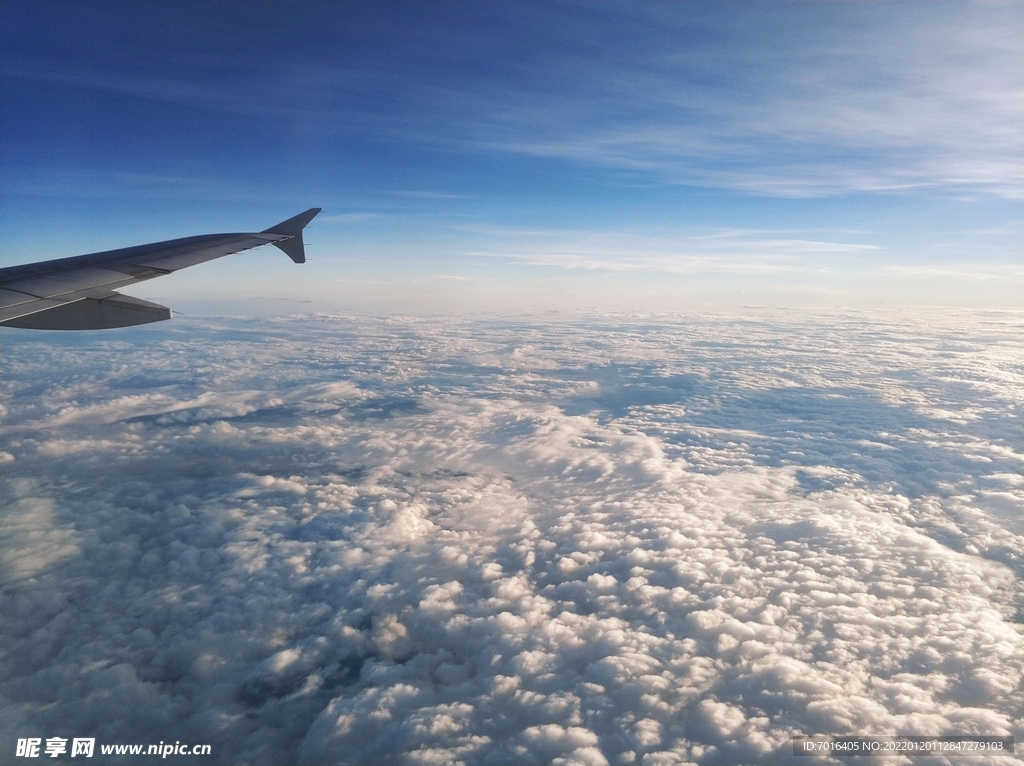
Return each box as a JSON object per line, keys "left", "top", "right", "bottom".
{"left": 2, "top": 310, "right": 1022, "bottom": 764}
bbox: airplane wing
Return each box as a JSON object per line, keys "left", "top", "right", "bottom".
{"left": 0, "top": 208, "right": 321, "bottom": 330}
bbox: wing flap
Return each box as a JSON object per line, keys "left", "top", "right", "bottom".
{"left": 0, "top": 295, "right": 71, "bottom": 323}
{"left": 0, "top": 288, "right": 40, "bottom": 309}
{"left": 0, "top": 293, "right": 171, "bottom": 330}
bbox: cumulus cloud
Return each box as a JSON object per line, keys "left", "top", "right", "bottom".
{"left": 1, "top": 310, "right": 1022, "bottom": 764}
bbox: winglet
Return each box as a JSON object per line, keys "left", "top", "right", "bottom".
{"left": 262, "top": 208, "right": 321, "bottom": 263}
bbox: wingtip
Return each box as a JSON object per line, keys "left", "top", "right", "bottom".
{"left": 264, "top": 208, "right": 321, "bottom": 263}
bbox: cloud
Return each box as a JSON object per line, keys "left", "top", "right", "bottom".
{"left": 1, "top": 310, "right": 1022, "bottom": 764}
{"left": 389, "top": 191, "right": 469, "bottom": 200}
{"left": 460, "top": 227, "right": 880, "bottom": 273}
{"left": 318, "top": 213, "right": 378, "bottom": 225}
{"left": 883, "top": 264, "right": 1024, "bottom": 282}
{"left": 7, "top": 3, "right": 1019, "bottom": 198}
{"left": 383, "top": 4, "right": 1022, "bottom": 198}
{"left": 0, "top": 492, "right": 79, "bottom": 582}
{"left": 482, "top": 5, "right": 1024, "bottom": 198}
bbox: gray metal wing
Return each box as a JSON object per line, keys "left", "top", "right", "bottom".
{"left": 0, "top": 208, "right": 320, "bottom": 330}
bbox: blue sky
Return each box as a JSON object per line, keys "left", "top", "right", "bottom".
{"left": 1, "top": 1, "right": 1021, "bottom": 313}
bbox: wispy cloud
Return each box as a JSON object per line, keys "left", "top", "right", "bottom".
{"left": 460, "top": 226, "right": 880, "bottom": 273}
{"left": 319, "top": 212, "right": 377, "bottom": 224}
{"left": 437, "top": 274, "right": 494, "bottom": 282}
{"left": 367, "top": 3, "right": 1024, "bottom": 197}
{"left": 389, "top": 191, "right": 469, "bottom": 200}
{"left": 883, "top": 264, "right": 1024, "bottom": 282}
{"left": 6, "top": 3, "right": 1019, "bottom": 198}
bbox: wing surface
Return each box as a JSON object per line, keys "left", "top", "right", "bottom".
{"left": 0, "top": 208, "right": 320, "bottom": 330}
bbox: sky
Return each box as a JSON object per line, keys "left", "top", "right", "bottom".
{"left": 2, "top": 309, "right": 1022, "bottom": 764}
{"left": 1, "top": 1, "right": 1022, "bottom": 313}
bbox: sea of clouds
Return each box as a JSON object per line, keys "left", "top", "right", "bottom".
{"left": 1, "top": 309, "right": 1021, "bottom": 765}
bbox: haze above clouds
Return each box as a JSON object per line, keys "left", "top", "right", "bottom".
{"left": 2, "top": 311, "right": 1021, "bottom": 763}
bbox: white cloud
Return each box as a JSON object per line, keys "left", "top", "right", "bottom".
{"left": 1, "top": 309, "right": 1021, "bottom": 764}
{"left": 0, "top": 492, "right": 79, "bottom": 582}
{"left": 453, "top": 5, "right": 1023, "bottom": 198}
{"left": 318, "top": 213, "right": 378, "bottom": 224}
{"left": 461, "top": 228, "right": 881, "bottom": 274}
